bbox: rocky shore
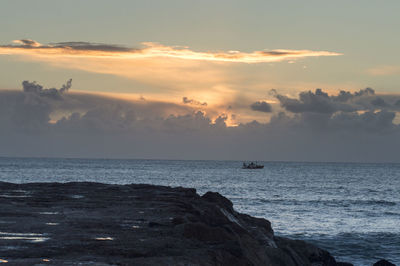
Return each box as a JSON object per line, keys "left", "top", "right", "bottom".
{"left": 0, "top": 182, "right": 393, "bottom": 265}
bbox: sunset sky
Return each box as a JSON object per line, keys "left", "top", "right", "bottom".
{"left": 1, "top": 0, "right": 400, "bottom": 162}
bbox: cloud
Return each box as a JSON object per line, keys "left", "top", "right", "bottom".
{"left": 0, "top": 39, "right": 341, "bottom": 63}
{"left": 353, "top": 87, "right": 375, "bottom": 97}
{"left": 13, "top": 39, "right": 41, "bottom": 47}
{"left": 182, "top": 97, "right": 207, "bottom": 106}
{"left": 329, "top": 110, "right": 396, "bottom": 132}
{"left": 48, "top": 41, "right": 133, "bottom": 52}
{"left": 250, "top": 101, "right": 272, "bottom": 113}
{"left": 274, "top": 88, "right": 352, "bottom": 114}
{"left": 272, "top": 88, "right": 395, "bottom": 114}
{"left": 4, "top": 39, "right": 131, "bottom": 53}
{"left": 370, "top": 97, "right": 387, "bottom": 107}
{"left": 270, "top": 88, "right": 400, "bottom": 135}
{"left": 1, "top": 80, "right": 400, "bottom": 162}
{"left": 22, "top": 79, "right": 72, "bottom": 99}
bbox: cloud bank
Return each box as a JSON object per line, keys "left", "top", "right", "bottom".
{"left": 1, "top": 80, "right": 399, "bottom": 162}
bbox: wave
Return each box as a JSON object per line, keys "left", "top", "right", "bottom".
{"left": 257, "top": 198, "right": 397, "bottom": 207}
{"left": 282, "top": 232, "right": 400, "bottom": 266}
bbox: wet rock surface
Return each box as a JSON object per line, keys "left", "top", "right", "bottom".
{"left": 0, "top": 182, "right": 356, "bottom": 265}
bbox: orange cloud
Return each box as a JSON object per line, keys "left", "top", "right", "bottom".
{"left": 0, "top": 39, "right": 341, "bottom": 63}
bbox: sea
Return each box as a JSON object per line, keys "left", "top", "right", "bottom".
{"left": 0, "top": 157, "right": 399, "bottom": 265}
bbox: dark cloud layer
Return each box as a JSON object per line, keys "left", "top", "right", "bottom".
{"left": 0, "top": 81, "right": 399, "bottom": 162}
{"left": 17, "top": 39, "right": 40, "bottom": 46}
{"left": 274, "top": 88, "right": 400, "bottom": 114}
{"left": 182, "top": 97, "right": 207, "bottom": 106}
{"left": 275, "top": 88, "right": 353, "bottom": 114}
{"left": 49, "top": 42, "right": 133, "bottom": 52}
{"left": 22, "top": 79, "right": 72, "bottom": 99}
{"left": 370, "top": 97, "right": 387, "bottom": 107}
{"left": 2, "top": 39, "right": 132, "bottom": 52}
{"left": 250, "top": 101, "right": 272, "bottom": 113}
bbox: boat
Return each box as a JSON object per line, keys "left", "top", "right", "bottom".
{"left": 242, "top": 162, "right": 264, "bottom": 169}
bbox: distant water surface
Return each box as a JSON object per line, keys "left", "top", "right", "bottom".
{"left": 0, "top": 157, "right": 399, "bottom": 265}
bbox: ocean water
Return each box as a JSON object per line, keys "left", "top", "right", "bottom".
{"left": 0, "top": 157, "right": 399, "bottom": 265}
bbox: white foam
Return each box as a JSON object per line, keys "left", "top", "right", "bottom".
{"left": 45, "top": 223, "right": 59, "bottom": 226}
{"left": 39, "top": 212, "right": 59, "bottom": 215}
{"left": 0, "top": 232, "right": 49, "bottom": 243}
{"left": 95, "top": 237, "right": 113, "bottom": 241}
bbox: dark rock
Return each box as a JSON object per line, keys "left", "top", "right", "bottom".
{"left": 183, "top": 222, "right": 234, "bottom": 243}
{"left": 374, "top": 259, "right": 396, "bottom": 266}
{"left": 0, "top": 181, "right": 343, "bottom": 265}
{"left": 202, "top": 191, "right": 234, "bottom": 211}
{"left": 148, "top": 221, "right": 167, "bottom": 227}
{"left": 171, "top": 216, "right": 185, "bottom": 225}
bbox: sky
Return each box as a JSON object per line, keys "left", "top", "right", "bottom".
{"left": 1, "top": 0, "right": 400, "bottom": 162}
